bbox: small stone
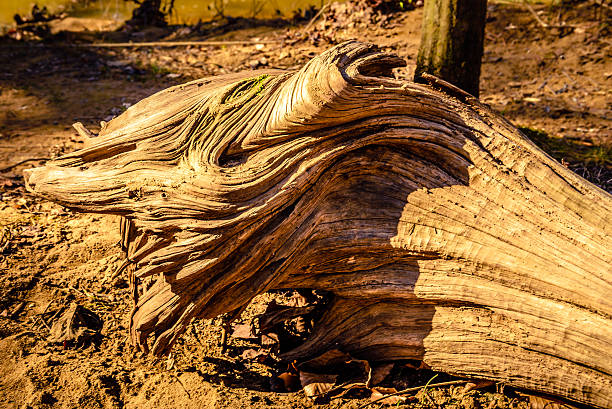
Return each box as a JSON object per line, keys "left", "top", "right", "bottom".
{"left": 248, "top": 59, "right": 260, "bottom": 69}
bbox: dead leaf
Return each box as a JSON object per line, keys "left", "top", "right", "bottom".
{"left": 463, "top": 379, "right": 495, "bottom": 394}
{"left": 522, "top": 393, "right": 578, "bottom": 409}
{"left": 288, "top": 290, "right": 310, "bottom": 307}
{"left": 277, "top": 372, "right": 301, "bottom": 392}
{"left": 348, "top": 357, "right": 371, "bottom": 385}
{"left": 270, "top": 376, "right": 285, "bottom": 392}
{"left": 404, "top": 360, "right": 431, "bottom": 370}
{"left": 48, "top": 303, "right": 102, "bottom": 346}
{"left": 0, "top": 177, "right": 21, "bottom": 188}
{"left": 367, "top": 363, "right": 394, "bottom": 387}
{"left": 258, "top": 303, "right": 315, "bottom": 334}
{"left": 298, "top": 349, "right": 385, "bottom": 397}
{"left": 333, "top": 382, "right": 369, "bottom": 399}
{"left": 241, "top": 348, "right": 266, "bottom": 360}
{"left": 298, "top": 349, "right": 352, "bottom": 372}
{"left": 261, "top": 332, "right": 279, "bottom": 349}
{"left": 371, "top": 387, "right": 407, "bottom": 405}
{"left": 231, "top": 323, "right": 256, "bottom": 339}
{"left": 300, "top": 371, "right": 337, "bottom": 398}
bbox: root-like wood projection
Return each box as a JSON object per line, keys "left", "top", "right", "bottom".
{"left": 25, "top": 42, "right": 611, "bottom": 408}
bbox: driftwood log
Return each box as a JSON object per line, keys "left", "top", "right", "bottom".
{"left": 25, "top": 42, "right": 611, "bottom": 407}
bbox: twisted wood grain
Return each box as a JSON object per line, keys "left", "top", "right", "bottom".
{"left": 25, "top": 41, "right": 611, "bottom": 408}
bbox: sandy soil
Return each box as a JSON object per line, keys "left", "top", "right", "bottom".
{"left": 0, "top": 2, "right": 610, "bottom": 408}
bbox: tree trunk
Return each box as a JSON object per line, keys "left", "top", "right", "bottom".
{"left": 127, "top": 0, "right": 170, "bottom": 27}
{"left": 415, "top": 0, "right": 487, "bottom": 96}
{"left": 25, "top": 42, "right": 611, "bottom": 408}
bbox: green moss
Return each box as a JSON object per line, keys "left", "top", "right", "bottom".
{"left": 223, "top": 74, "right": 271, "bottom": 105}
{"left": 519, "top": 126, "right": 611, "bottom": 167}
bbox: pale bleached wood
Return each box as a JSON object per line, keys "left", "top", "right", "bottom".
{"left": 25, "top": 41, "right": 611, "bottom": 408}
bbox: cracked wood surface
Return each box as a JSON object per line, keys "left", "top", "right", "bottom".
{"left": 25, "top": 41, "right": 611, "bottom": 408}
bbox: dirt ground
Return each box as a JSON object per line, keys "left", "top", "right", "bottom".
{"left": 0, "top": 2, "right": 610, "bottom": 408}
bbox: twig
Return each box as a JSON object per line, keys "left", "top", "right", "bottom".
{"left": 0, "top": 158, "right": 49, "bottom": 173}
{"left": 73, "top": 122, "right": 95, "bottom": 139}
{"left": 110, "top": 258, "right": 131, "bottom": 281}
{"left": 37, "top": 300, "right": 54, "bottom": 330}
{"left": 562, "top": 69, "right": 600, "bottom": 91}
{"left": 522, "top": 1, "right": 575, "bottom": 30}
{"left": 12, "top": 330, "right": 35, "bottom": 339}
{"left": 0, "top": 40, "right": 282, "bottom": 49}
{"left": 39, "top": 300, "right": 53, "bottom": 315}
{"left": 46, "top": 307, "right": 64, "bottom": 325}
{"left": 171, "top": 372, "right": 191, "bottom": 399}
{"left": 523, "top": 1, "right": 549, "bottom": 28}
{"left": 190, "top": 321, "right": 206, "bottom": 347}
{"left": 418, "top": 72, "right": 475, "bottom": 102}
{"left": 68, "top": 285, "right": 87, "bottom": 297}
{"left": 34, "top": 314, "right": 51, "bottom": 331}
{"left": 75, "top": 40, "right": 282, "bottom": 48}
{"left": 303, "top": 2, "right": 330, "bottom": 32}
{"left": 358, "top": 378, "right": 465, "bottom": 409}
{"left": 589, "top": 0, "right": 612, "bottom": 11}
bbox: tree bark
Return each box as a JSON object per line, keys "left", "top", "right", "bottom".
{"left": 415, "top": 0, "right": 487, "bottom": 96}
{"left": 25, "top": 42, "right": 611, "bottom": 408}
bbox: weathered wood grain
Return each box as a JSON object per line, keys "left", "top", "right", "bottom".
{"left": 25, "top": 41, "right": 611, "bottom": 408}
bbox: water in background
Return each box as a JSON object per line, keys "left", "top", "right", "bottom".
{"left": 1, "top": 0, "right": 133, "bottom": 28}
{"left": 1, "top": 0, "right": 323, "bottom": 28}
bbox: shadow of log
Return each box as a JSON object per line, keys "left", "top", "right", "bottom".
{"left": 24, "top": 41, "right": 612, "bottom": 408}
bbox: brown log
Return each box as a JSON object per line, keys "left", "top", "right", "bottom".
{"left": 24, "top": 41, "right": 611, "bottom": 408}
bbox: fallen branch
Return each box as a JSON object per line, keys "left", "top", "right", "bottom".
{"left": 75, "top": 39, "right": 282, "bottom": 48}
{"left": 25, "top": 41, "right": 612, "bottom": 408}
{"left": 0, "top": 39, "right": 282, "bottom": 49}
